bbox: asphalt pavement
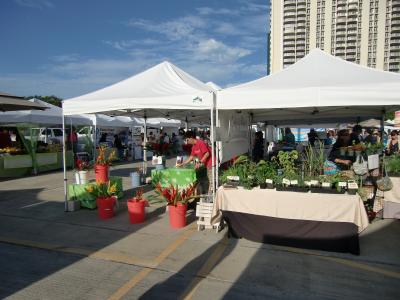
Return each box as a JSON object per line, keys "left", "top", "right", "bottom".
{"left": 0, "top": 160, "right": 399, "bottom": 300}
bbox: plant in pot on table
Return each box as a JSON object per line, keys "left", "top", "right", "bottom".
{"left": 155, "top": 182, "right": 197, "bottom": 229}
{"left": 127, "top": 187, "right": 148, "bottom": 224}
{"left": 255, "top": 160, "right": 277, "bottom": 189}
{"left": 95, "top": 146, "right": 116, "bottom": 183}
{"left": 86, "top": 181, "right": 118, "bottom": 219}
{"left": 273, "top": 150, "right": 305, "bottom": 191}
{"left": 74, "top": 159, "right": 90, "bottom": 185}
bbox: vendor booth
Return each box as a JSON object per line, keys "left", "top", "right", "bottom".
{"left": 63, "top": 61, "right": 216, "bottom": 211}
{"left": 213, "top": 49, "right": 400, "bottom": 254}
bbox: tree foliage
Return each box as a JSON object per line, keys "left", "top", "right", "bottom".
{"left": 24, "top": 95, "right": 63, "bottom": 107}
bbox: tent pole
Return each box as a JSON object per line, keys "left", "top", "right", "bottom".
{"left": 62, "top": 113, "right": 68, "bottom": 212}
{"left": 215, "top": 106, "right": 219, "bottom": 190}
{"left": 131, "top": 124, "right": 134, "bottom": 162}
{"left": 380, "top": 110, "right": 385, "bottom": 139}
{"left": 143, "top": 115, "right": 147, "bottom": 175}
{"left": 93, "top": 114, "right": 97, "bottom": 163}
{"left": 211, "top": 93, "right": 216, "bottom": 199}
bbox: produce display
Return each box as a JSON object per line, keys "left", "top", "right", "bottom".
{"left": 0, "top": 147, "right": 25, "bottom": 155}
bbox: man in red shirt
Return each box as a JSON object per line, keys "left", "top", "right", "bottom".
{"left": 177, "top": 131, "right": 213, "bottom": 194}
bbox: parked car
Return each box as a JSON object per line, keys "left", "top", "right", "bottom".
{"left": 28, "top": 128, "right": 64, "bottom": 144}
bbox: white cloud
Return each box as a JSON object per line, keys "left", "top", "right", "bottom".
{"left": 103, "top": 39, "right": 162, "bottom": 51}
{"left": 14, "top": 0, "right": 54, "bottom": 9}
{"left": 194, "top": 39, "right": 252, "bottom": 64}
{"left": 127, "top": 15, "right": 207, "bottom": 41}
{"left": 196, "top": 7, "right": 239, "bottom": 16}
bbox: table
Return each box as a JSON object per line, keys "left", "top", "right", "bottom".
{"left": 151, "top": 167, "right": 197, "bottom": 188}
{"left": 211, "top": 187, "right": 369, "bottom": 255}
{"left": 383, "top": 177, "right": 400, "bottom": 219}
{"left": 0, "top": 151, "right": 73, "bottom": 177}
{"left": 68, "top": 176, "right": 123, "bottom": 209}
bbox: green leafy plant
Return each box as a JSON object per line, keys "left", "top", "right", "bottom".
{"left": 365, "top": 142, "right": 384, "bottom": 155}
{"left": 273, "top": 150, "right": 299, "bottom": 180}
{"left": 220, "top": 155, "right": 257, "bottom": 189}
{"left": 255, "top": 160, "right": 278, "bottom": 186}
{"left": 303, "top": 141, "right": 325, "bottom": 179}
{"left": 384, "top": 154, "right": 400, "bottom": 174}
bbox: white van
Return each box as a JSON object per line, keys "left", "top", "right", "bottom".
{"left": 31, "top": 128, "right": 64, "bottom": 144}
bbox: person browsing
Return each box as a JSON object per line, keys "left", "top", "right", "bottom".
{"left": 176, "top": 131, "right": 214, "bottom": 194}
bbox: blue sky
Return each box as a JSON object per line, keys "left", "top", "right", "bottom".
{"left": 0, "top": 0, "right": 270, "bottom": 99}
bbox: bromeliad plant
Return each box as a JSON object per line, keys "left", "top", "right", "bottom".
{"left": 96, "top": 146, "right": 116, "bottom": 166}
{"left": 131, "top": 187, "right": 144, "bottom": 202}
{"left": 155, "top": 182, "right": 197, "bottom": 206}
{"left": 75, "top": 159, "right": 90, "bottom": 171}
{"left": 86, "top": 181, "right": 117, "bottom": 198}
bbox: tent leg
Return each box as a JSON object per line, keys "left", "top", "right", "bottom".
{"left": 380, "top": 110, "right": 385, "bottom": 139}
{"left": 131, "top": 125, "right": 134, "bottom": 162}
{"left": 143, "top": 116, "right": 147, "bottom": 176}
{"left": 93, "top": 114, "right": 97, "bottom": 163}
{"left": 211, "top": 98, "right": 216, "bottom": 200}
{"left": 62, "top": 114, "right": 68, "bottom": 212}
{"left": 215, "top": 107, "right": 219, "bottom": 190}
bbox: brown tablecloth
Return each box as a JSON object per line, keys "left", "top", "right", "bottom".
{"left": 212, "top": 187, "right": 369, "bottom": 233}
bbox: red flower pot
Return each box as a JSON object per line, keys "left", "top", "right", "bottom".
{"left": 96, "top": 196, "right": 116, "bottom": 219}
{"left": 127, "top": 199, "right": 145, "bottom": 224}
{"left": 168, "top": 203, "right": 187, "bottom": 229}
{"left": 95, "top": 164, "right": 109, "bottom": 183}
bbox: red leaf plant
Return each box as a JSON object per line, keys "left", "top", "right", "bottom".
{"left": 155, "top": 182, "right": 197, "bottom": 206}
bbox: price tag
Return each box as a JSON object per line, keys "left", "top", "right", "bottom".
{"left": 290, "top": 180, "right": 298, "bottom": 185}
{"left": 322, "top": 182, "right": 331, "bottom": 188}
{"left": 311, "top": 180, "right": 319, "bottom": 186}
{"left": 348, "top": 181, "right": 358, "bottom": 189}
{"left": 304, "top": 181, "right": 311, "bottom": 186}
{"left": 282, "top": 178, "right": 290, "bottom": 185}
{"left": 265, "top": 179, "right": 273, "bottom": 184}
{"left": 338, "top": 182, "right": 347, "bottom": 188}
{"left": 227, "top": 176, "right": 240, "bottom": 181}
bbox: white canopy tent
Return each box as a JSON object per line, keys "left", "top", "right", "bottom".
{"left": 215, "top": 49, "right": 400, "bottom": 170}
{"left": 62, "top": 61, "right": 216, "bottom": 211}
{"left": 0, "top": 98, "right": 92, "bottom": 125}
{"left": 217, "top": 49, "right": 400, "bottom": 124}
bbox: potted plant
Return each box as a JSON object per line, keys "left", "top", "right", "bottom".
{"left": 273, "top": 151, "right": 307, "bottom": 192}
{"left": 255, "top": 160, "right": 277, "bottom": 189}
{"left": 127, "top": 187, "right": 147, "bottom": 224}
{"left": 347, "top": 180, "right": 359, "bottom": 195}
{"left": 86, "top": 181, "right": 118, "bottom": 219}
{"left": 95, "top": 146, "right": 116, "bottom": 183}
{"left": 74, "top": 159, "right": 90, "bottom": 184}
{"left": 384, "top": 154, "right": 400, "bottom": 177}
{"left": 155, "top": 182, "right": 197, "bottom": 229}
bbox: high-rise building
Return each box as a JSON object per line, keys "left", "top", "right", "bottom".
{"left": 269, "top": 0, "right": 400, "bottom": 73}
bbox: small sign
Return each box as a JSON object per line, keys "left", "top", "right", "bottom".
{"left": 348, "top": 181, "right": 358, "bottom": 189}
{"left": 227, "top": 176, "right": 240, "bottom": 181}
{"left": 282, "top": 178, "right": 290, "bottom": 185}
{"left": 290, "top": 180, "right": 298, "bottom": 185}
{"left": 265, "top": 179, "right": 273, "bottom": 184}
{"left": 311, "top": 180, "right": 319, "bottom": 186}
{"left": 322, "top": 182, "right": 331, "bottom": 188}
{"left": 338, "top": 181, "right": 347, "bottom": 188}
{"left": 304, "top": 181, "right": 311, "bottom": 187}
